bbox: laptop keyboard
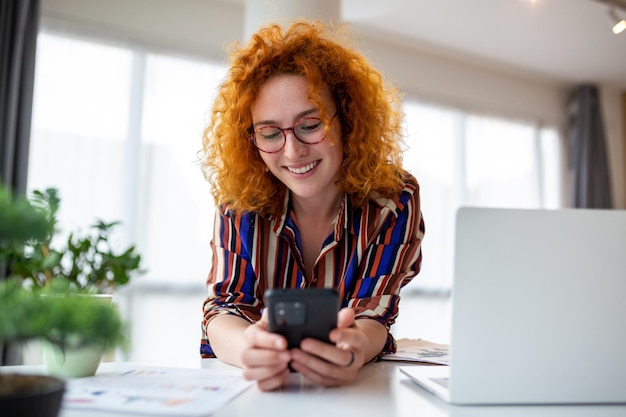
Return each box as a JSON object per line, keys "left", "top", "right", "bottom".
{"left": 431, "top": 377, "right": 450, "bottom": 388}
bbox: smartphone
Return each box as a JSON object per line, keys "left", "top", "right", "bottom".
{"left": 265, "top": 288, "right": 339, "bottom": 349}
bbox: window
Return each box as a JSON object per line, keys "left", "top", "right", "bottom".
{"left": 28, "top": 31, "right": 226, "bottom": 361}
{"left": 29, "top": 34, "right": 133, "bottom": 233}
{"left": 402, "top": 100, "right": 562, "bottom": 290}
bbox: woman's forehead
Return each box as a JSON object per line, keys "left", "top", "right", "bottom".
{"left": 251, "top": 74, "right": 334, "bottom": 122}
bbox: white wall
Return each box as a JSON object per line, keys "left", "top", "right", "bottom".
{"left": 40, "top": 0, "right": 625, "bottom": 208}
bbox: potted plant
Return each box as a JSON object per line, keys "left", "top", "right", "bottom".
{"left": 0, "top": 184, "right": 126, "bottom": 417}
{"left": 1, "top": 184, "right": 134, "bottom": 398}
{"left": 2, "top": 186, "right": 144, "bottom": 372}
{"left": 0, "top": 183, "right": 63, "bottom": 417}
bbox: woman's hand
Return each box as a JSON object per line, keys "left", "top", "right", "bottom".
{"left": 288, "top": 308, "right": 371, "bottom": 387}
{"left": 241, "top": 310, "right": 292, "bottom": 391}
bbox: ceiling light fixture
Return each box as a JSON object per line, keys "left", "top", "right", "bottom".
{"left": 592, "top": 0, "right": 626, "bottom": 34}
{"left": 609, "top": 7, "right": 626, "bottom": 33}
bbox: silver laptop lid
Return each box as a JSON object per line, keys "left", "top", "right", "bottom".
{"left": 449, "top": 207, "right": 626, "bottom": 405}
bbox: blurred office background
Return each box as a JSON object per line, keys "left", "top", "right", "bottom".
{"left": 5, "top": 0, "right": 625, "bottom": 362}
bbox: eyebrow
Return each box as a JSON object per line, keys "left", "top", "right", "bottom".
{"left": 253, "top": 108, "right": 320, "bottom": 129}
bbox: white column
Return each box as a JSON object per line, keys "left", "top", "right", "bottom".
{"left": 243, "top": 0, "right": 341, "bottom": 40}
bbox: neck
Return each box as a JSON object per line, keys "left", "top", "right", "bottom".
{"left": 291, "top": 190, "right": 343, "bottom": 222}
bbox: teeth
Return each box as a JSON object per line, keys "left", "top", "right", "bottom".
{"left": 288, "top": 161, "right": 317, "bottom": 174}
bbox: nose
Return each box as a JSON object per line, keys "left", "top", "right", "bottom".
{"left": 282, "top": 130, "right": 307, "bottom": 159}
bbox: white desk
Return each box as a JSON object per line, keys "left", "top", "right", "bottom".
{"left": 4, "top": 360, "right": 626, "bottom": 417}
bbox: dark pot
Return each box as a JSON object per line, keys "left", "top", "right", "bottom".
{"left": 0, "top": 373, "right": 65, "bottom": 417}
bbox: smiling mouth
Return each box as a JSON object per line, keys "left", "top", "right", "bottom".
{"left": 287, "top": 161, "right": 318, "bottom": 175}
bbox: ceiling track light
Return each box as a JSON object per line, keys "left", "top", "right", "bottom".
{"left": 609, "top": 7, "right": 626, "bottom": 33}
{"left": 592, "top": 0, "right": 626, "bottom": 34}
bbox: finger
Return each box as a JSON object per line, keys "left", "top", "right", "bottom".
{"left": 242, "top": 361, "right": 286, "bottom": 380}
{"left": 343, "top": 350, "right": 356, "bottom": 367}
{"left": 289, "top": 360, "right": 343, "bottom": 387}
{"left": 259, "top": 308, "right": 270, "bottom": 328}
{"left": 244, "top": 320, "right": 288, "bottom": 351}
{"left": 290, "top": 349, "right": 357, "bottom": 386}
{"left": 330, "top": 327, "right": 356, "bottom": 350}
{"left": 331, "top": 308, "right": 358, "bottom": 349}
{"left": 329, "top": 323, "right": 361, "bottom": 351}
{"left": 299, "top": 338, "right": 356, "bottom": 368}
{"left": 337, "top": 307, "right": 355, "bottom": 329}
{"left": 242, "top": 355, "right": 289, "bottom": 380}
{"left": 255, "top": 368, "right": 291, "bottom": 392}
{"left": 241, "top": 347, "right": 291, "bottom": 368}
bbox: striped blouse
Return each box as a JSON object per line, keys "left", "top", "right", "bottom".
{"left": 200, "top": 172, "right": 424, "bottom": 358}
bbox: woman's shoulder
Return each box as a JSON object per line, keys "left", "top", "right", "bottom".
{"left": 399, "top": 171, "right": 420, "bottom": 197}
{"left": 218, "top": 204, "right": 260, "bottom": 222}
{"left": 368, "top": 171, "right": 420, "bottom": 213}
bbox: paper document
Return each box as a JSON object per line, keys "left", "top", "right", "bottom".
{"left": 381, "top": 338, "right": 449, "bottom": 365}
{"left": 63, "top": 365, "right": 253, "bottom": 416}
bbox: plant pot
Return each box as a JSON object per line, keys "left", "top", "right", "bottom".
{"left": 42, "top": 340, "right": 105, "bottom": 378}
{"left": 40, "top": 292, "right": 116, "bottom": 378}
{"left": 0, "top": 373, "right": 65, "bottom": 417}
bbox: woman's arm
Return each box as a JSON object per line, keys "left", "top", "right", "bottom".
{"left": 201, "top": 208, "right": 264, "bottom": 357}
{"left": 346, "top": 173, "right": 424, "bottom": 354}
{"left": 202, "top": 209, "right": 295, "bottom": 391}
{"left": 353, "top": 316, "right": 388, "bottom": 363}
{"left": 205, "top": 314, "right": 251, "bottom": 367}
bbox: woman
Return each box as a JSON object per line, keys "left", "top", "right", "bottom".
{"left": 200, "top": 20, "right": 424, "bottom": 391}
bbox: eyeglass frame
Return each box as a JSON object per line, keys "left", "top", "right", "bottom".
{"left": 249, "top": 112, "right": 338, "bottom": 154}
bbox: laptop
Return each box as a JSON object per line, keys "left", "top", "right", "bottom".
{"left": 401, "top": 207, "right": 626, "bottom": 405}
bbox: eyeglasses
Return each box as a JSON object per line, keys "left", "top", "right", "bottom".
{"left": 250, "top": 113, "right": 337, "bottom": 153}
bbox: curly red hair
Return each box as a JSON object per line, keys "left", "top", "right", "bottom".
{"left": 200, "top": 20, "right": 406, "bottom": 217}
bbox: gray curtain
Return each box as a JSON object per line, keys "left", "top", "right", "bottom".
{"left": 567, "top": 85, "right": 613, "bottom": 209}
{"left": 0, "top": 0, "right": 40, "bottom": 365}
{"left": 0, "top": 0, "right": 40, "bottom": 194}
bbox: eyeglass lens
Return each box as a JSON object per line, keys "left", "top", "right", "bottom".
{"left": 253, "top": 117, "right": 328, "bottom": 153}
